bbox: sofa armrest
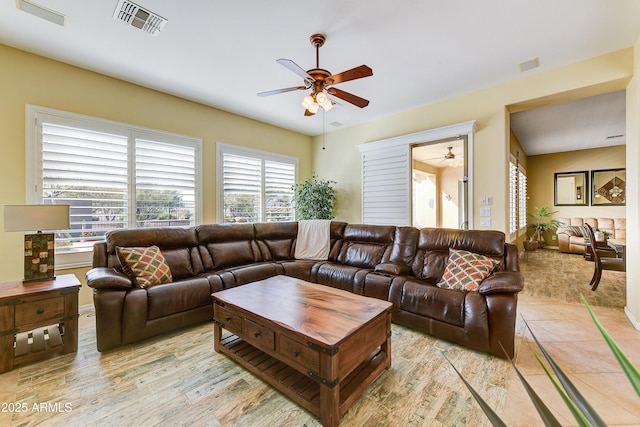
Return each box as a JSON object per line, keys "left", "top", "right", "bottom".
{"left": 477, "top": 271, "right": 523, "bottom": 295}
{"left": 86, "top": 267, "right": 133, "bottom": 290}
{"left": 374, "top": 262, "right": 411, "bottom": 276}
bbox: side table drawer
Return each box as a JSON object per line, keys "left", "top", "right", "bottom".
{"left": 244, "top": 318, "right": 275, "bottom": 350}
{"left": 15, "top": 297, "right": 64, "bottom": 328}
{"left": 278, "top": 335, "right": 319, "bottom": 372}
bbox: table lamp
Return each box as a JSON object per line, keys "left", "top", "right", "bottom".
{"left": 3, "top": 204, "right": 71, "bottom": 282}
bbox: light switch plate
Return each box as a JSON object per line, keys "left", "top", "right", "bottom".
{"left": 480, "top": 207, "right": 491, "bottom": 217}
{"left": 480, "top": 218, "right": 491, "bottom": 227}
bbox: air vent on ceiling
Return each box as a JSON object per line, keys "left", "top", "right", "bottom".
{"left": 113, "top": 0, "right": 166, "bottom": 36}
{"left": 17, "top": 0, "right": 66, "bottom": 26}
{"left": 519, "top": 57, "right": 540, "bottom": 72}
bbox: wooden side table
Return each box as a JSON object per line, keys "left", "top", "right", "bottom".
{"left": 0, "top": 274, "right": 81, "bottom": 373}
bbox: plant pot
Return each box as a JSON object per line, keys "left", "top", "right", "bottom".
{"left": 523, "top": 240, "right": 539, "bottom": 252}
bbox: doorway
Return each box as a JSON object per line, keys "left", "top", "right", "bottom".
{"left": 411, "top": 137, "right": 467, "bottom": 229}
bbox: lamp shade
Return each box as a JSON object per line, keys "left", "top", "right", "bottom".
{"left": 3, "top": 204, "right": 70, "bottom": 232}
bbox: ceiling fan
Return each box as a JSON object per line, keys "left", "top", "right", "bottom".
{"left": 257, "top": 34, "right": 373, "bottom": 116}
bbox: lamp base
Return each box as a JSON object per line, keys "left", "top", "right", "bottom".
{"left": 23, "top": 232, "right": 56, "bottom": 282}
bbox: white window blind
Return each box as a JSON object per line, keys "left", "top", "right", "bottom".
{"left": 519, "top": 169, "right": 528, "bottom": 231}
{"left": 360, "top": 146, "right": 411, "bottom": 226}
{"left": 27, "top": 105, "right": 202, "bottom": 266}
{"left": 218, "top": 143, "right": 297, "bottom": 223}
{"left": 135, "top": 138, "right": 197, "bottom": 228}
{"left": 42, "top": 122, "right": 129, "bottom": 252}
{"left": 265, "top": 160, "right": 295, "bottom": 222}
{"left": 509, "top": 157, "right": 527, "bottom": 235}
{"left": 222, "top": 152, "right": 262, "bottom": 222}
{"left": 509, "top": 162, "right": 518, "bottom": 234}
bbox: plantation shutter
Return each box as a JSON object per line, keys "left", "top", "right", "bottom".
{"left": 509, "top": 161, "right": 518, "bottom": 234}
{"left": 222, "top": 152, "right": 262, "bottom": 223}
{"left": 41, "top": 122, "right": 129, "bottom": 251}
{"left": 264, "top": 160, "right": 295, "bottom": 222}
{"left": 359, "top": 143, "right": 411, "bottom": 226}
{"left": 134, "top": 137, "right": 197, "bottom": 228}
{"left": 519, "top": 169, "right": 528, "bottom": 230}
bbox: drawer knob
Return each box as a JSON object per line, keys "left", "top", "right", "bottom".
{"left": 254, "top": 331, "right": 261, "bottom": 338}
{"left": 225, "top": 317, "right": 231, "bottom": 322}
{"left": 293, "top": 350, "right": 300, "bottom": 357}
{"left": 37, "top": 308, "right": 45, "bottom": 315}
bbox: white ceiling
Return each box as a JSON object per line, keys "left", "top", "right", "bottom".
{"left": 510, "top": 90, "right": 627, "bottom": 156}
{"left": 1, "top": 0, "right": 639, "bottom": 141}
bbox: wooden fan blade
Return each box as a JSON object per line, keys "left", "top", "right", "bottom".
{"left": 257, "top": 86, "right": 307, "bottom": 97}
{"left": 327, "top": 65, "right": 373, "bottom": 85}
{"left": 327, "top": 87, "right": 369, "bottom": 108}
{"left": 276, "top": 59, "right": 315, "bottom": 84}
{"left": 304, "top": 109, "right": 315, "bottom": 116}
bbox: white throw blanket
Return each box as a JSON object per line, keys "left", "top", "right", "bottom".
{"left": 294, "top": 220, "right": 330, "bottom": 260}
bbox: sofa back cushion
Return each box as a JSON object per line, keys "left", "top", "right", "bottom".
{"left": 558, "top": 217, "right": 626, "bottom": 239}
{"left": 336, "top": 224, "right": 395, "bottom": 268}
{"left": 196, "top": 223, "right": 260, "bottom": 270}
{"left": 105, "top": 227, "right": 200, "bottom": 280}
{"left": 412, "top": 228, "right": 505, "bottom": 282}
{"left": 254, "top": 222, "right": 297, "bottom": 260}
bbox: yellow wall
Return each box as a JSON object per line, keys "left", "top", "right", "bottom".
{"left": 0, "top": 44, "right": 312, "bottom": 305}
{"left": 312, "top": 49, "right": 634, "bottom": 235}
{"left": 528, "top": 145, "right": 626, "bottom": 218}
{"left": 527, "top": 146, "right": 626, "bottom": 243}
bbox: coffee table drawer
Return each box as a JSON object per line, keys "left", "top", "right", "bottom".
{"left": 217, "top": 306, "right": 243, "bottom": 334}
{"left": 278, "top": 335, "right": 319, "bottom": 372}
{"left": 244, "top": 318, "right": 275, "bottom": 350}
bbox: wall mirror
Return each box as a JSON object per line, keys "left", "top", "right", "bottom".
{"left": 592, "top": 168, "right": 626, "bottom": 206}
{"left": 554, "top": 171, "right": 588, "bottom": 206}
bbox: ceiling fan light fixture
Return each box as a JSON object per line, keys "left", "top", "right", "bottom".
{"left": 316, "top": 92, "right": 328, "bottom": 105}
{"left": 301, "top": 95, "right": 315, "bottom": 110}
{"left": 308, "top": 102, "right": 319, "bottom": 114}
{"left": 322, "top": 100, "right": 334, "bottom": 112}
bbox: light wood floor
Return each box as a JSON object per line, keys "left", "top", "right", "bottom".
{"left": 1, "top": 265, "right": 639, "bottom": 425}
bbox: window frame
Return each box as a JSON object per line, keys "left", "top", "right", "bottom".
{"left": 216, "top": 142, "right": 298, "bottom": 223}
{"left": 25, "top": 104, "right": 203, "bottom": 268}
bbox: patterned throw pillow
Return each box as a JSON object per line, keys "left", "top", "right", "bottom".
{"left": 117, "top": 245, "right": 173, "bottom": 288}
{"left": 436, "top": 248, "right": 499, "bottom": 292}
{"left": 564, "top": 225, "right": 585, "bottom": 237}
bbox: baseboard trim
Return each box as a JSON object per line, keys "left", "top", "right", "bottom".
{"left": 624, "top": 306, "right": 640, "bottom": 331}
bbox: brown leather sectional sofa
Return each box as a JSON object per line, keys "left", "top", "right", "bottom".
{"left": 86, "top": 222, "right": 523, "bottom": 357}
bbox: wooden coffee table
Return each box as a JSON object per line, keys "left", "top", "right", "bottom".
{"left": 212, "top": 275, "right": 393, "bottom": 427}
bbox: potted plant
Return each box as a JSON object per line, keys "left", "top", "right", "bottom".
{"left": 291, "top": 173, "right": 336, "bottom": 220}
{"left": 527, "top": 205, "right": 562, "bottom": 249}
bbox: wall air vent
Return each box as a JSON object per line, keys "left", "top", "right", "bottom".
{"left": 113, "top": 0, "right": 166, "bottom": 37}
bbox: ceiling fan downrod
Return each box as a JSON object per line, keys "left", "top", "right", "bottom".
{"left": 310, "top": 33, "right": 326, "bottom": 69}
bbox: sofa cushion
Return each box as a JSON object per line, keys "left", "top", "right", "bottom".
{"left": 393, "top": 280, "right": 465, "bottom": 326}
{"left": 147, "top": 277, "right": 212, "bottom": 320}
{"left": 117, "top": 245, "right": 173, "bottom": 288}
{"left": 436, "top": 248, "right": 499, "bottom": 291}
{"left": 207, "top": 241, "right": 256, "bottom": 270}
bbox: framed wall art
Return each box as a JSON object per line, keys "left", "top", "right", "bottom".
{"left": 554, "top": 171, "right": 588, "bottom": 206}
{"left": 591, "top": 168, "right": 625, "bottom": 206}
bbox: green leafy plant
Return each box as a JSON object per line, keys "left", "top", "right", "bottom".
{"left": 447, "top": 296, "right": 640, "bottom": 426}
{"left": 528, "top": 205, "right": 562, "bottom": 248}
{"left": 292, "top": 174, "right": 336, "bottom": 220}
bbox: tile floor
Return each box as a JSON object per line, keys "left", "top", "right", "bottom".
{"left": 502, "top": 294, "right": 640, "bottom": 426}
